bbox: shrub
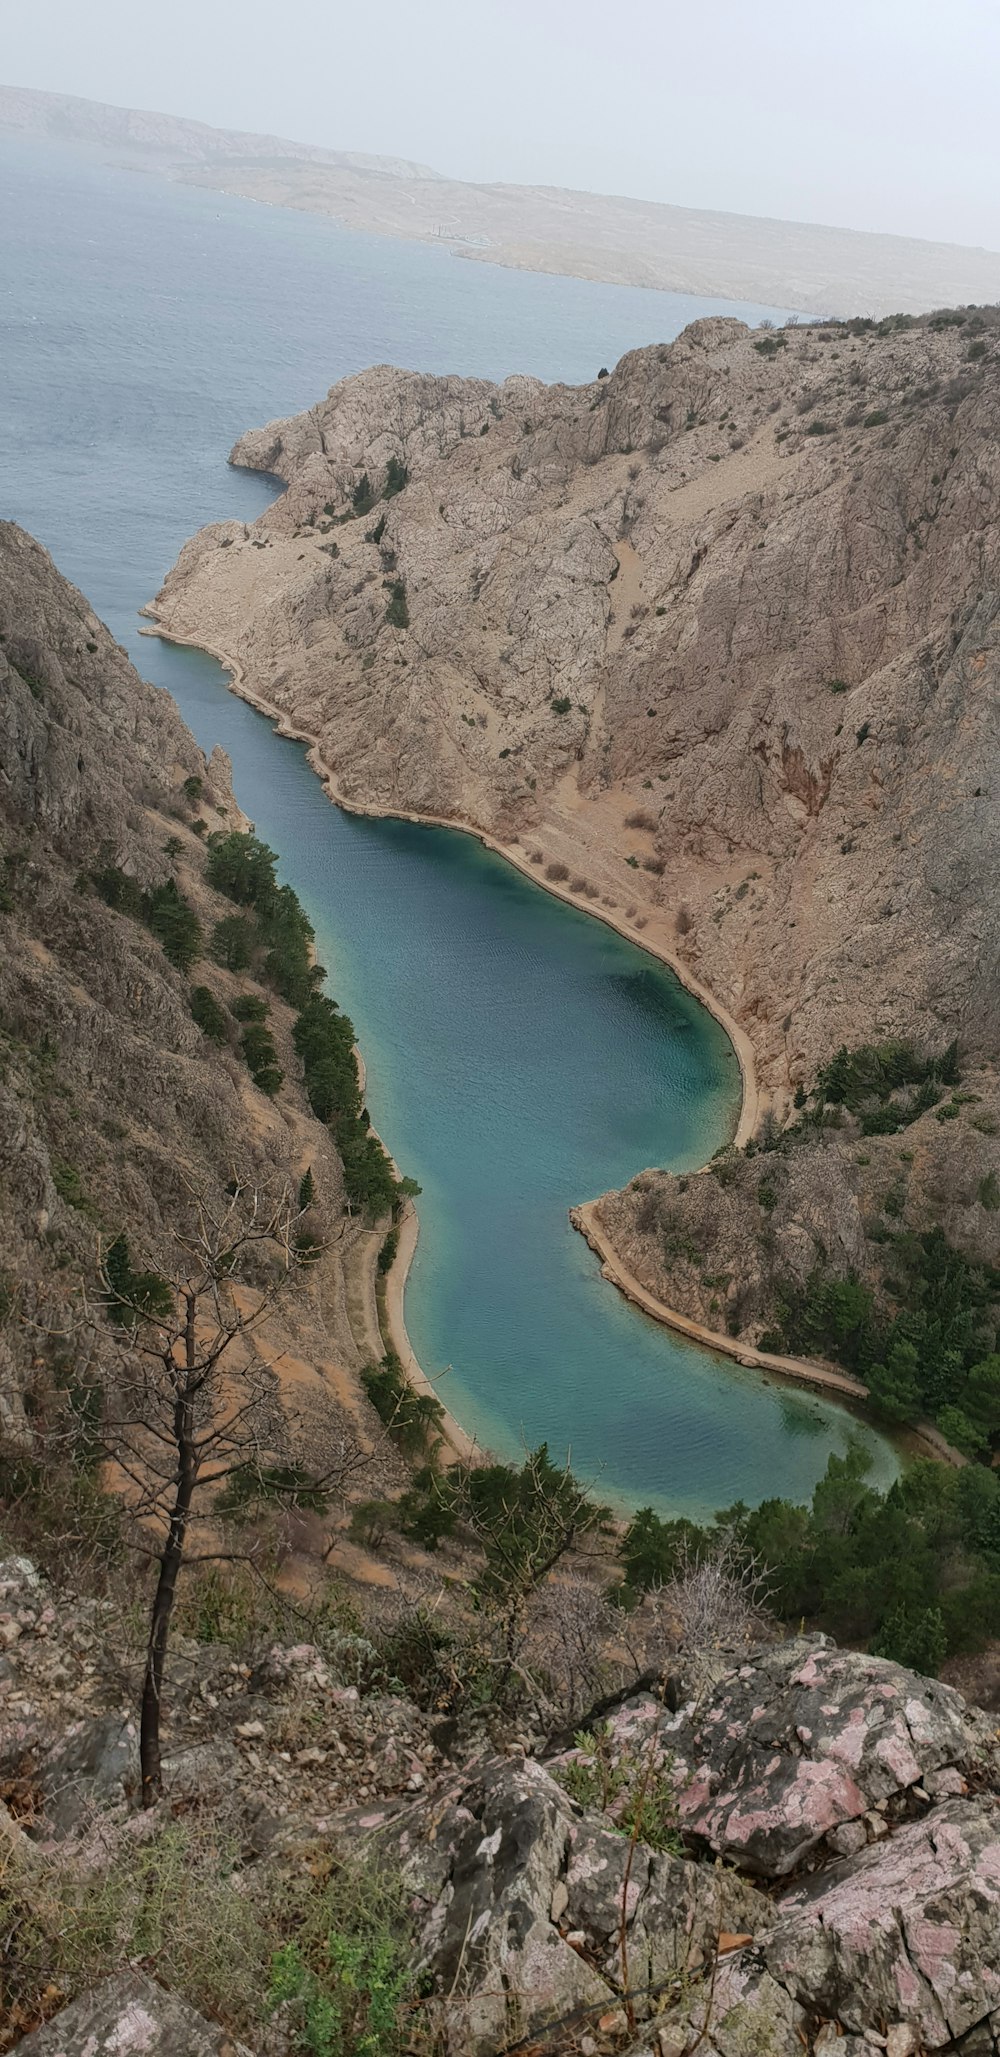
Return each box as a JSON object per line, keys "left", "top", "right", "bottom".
{"left": 146, "top": 880, "right": 202, "bottom": 972}
{"left": 551, "top": 696, "right": 572, "bottom": 715}
{"left": 210, "top": 914, "right": 255, "bottom": 971}
{"left": 190, "top": 985, "right": 229, "bottom": 1043}
{"left": 207, "top": 833, "right": 316, "bottom": 1006}
{"left": 182, "top": 774, "right": 204, "bottom": 805}
{"left": 544, "top": 860, "right": 569, "bottom": 881}
{"left": 240, "top": 1020, "right": 283, "bottom": 1097}
{"left": 382, "top": 455, "right": 408, "bottom": 499}
{"left": 231, "top": 993, "right": 270, "bottom": 1023}
{"left": 377, "top": 1227, "right": 399, "bottom": 1275}
{"left": 294, "top": 994, "right": 399, "bottom": 1214}
{"left": 384, "top": 580, "right": 409, "bottom": 630}
{"left": 0, "top": 1824, "right": 414, "bottom": 2057}
{"left": 361, "top": 1352, "right": 443, "bottom": 1457}
{"left": 805, "top": 419, "right": 835, "bottom": 436}
{"left": 863, "top": 409, "right": 890, "bottom": 427}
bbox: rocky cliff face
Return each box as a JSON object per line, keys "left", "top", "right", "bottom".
{"left": 153, "top": 311, "right": 1000, "bottom": 1103}
{"left": 149, "top": 311, "right": 1000, "bottom": 1369}
{"left": 0, "top": 523, "right": 385, "bottom": 1471}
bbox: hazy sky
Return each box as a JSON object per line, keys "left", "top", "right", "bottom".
{"left": 7, "top": 0, "right": 1000, "bottom": 249}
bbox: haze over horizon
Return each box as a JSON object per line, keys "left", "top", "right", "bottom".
{"left": 6, "top": 0, "right": 1000, "bottom": 254}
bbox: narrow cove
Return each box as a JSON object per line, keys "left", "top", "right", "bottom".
{"left": 0, "top": 132, "right": 901, "bottom": 1510}
{"left": 146, "top": 634, "right": 900, "bottom": 1514}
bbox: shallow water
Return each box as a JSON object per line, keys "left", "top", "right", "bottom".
{"left": 0, "top": 133, "right": 899, "bottom": 1510}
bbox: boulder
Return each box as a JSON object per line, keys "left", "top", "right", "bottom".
{"left": 9, "top": 1970, "right": 253, "bottom": 2054}
{"left": 358, "top": 1753, "right": 766, "bottom": 2051}
{"left": 38, "top": 1714, "right": 139, "bottom": 1835}
{"left": 766, "top": 1795, "right": 1000, "bottom": 2045}
{"left": 609, "top": 1637, "right": 997, "bottom": 1876}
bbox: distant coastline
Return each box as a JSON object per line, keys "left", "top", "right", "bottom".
{"left": 5, "top": 83, "right": 1000, "bottom": 317}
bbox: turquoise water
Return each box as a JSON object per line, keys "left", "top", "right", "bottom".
{"left": 0, "top": 133, "right": 899, "bottom": 1510}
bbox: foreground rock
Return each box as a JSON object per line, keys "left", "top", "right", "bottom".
{"left": 355, "top": 1754, "right": 766, "bottom": 2052}
{"left": 5, "top": 1581, "right": 1000, "bottom": 2054}
{"left": 653, "top": 1636, "right": 997, "bottom": 1875}
{"left": 12, "top": 1973, "right": 253, "bottom": 2056}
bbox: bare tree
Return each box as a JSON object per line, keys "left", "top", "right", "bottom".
{"left": 97, "top": 1181, "right": 344, "bottom": 1805}
{"left": 658, "top": 1526, "right": 772, "bottom": 1677}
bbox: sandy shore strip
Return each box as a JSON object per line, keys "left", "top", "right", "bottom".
{"left": 572, "top": 1199, "right": 966, "bottom": 1467}
{"left": 351, "top": 1046, "right": 482, "bottom": 1467}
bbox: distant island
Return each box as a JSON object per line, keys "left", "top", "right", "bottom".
{"left": 4, "top": 80, "right": 1000, "bottom": 318}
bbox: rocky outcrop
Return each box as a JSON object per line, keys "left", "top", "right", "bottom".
{"left": 598, "top": 1637, "right": 998, "bottom": 1876}
{"left": 6, "top": 1555, "right": 1000, "bottom": 2057}
{"left": 11, "top": 1972, "right": 254, "bottom": 2056}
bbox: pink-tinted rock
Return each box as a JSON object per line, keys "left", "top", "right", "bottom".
{"left": 766, "top": 1796, "right": 1000, "bottom": 2044}
{"left": 647, "top": 1637, "right": 997, "bottom": 1876}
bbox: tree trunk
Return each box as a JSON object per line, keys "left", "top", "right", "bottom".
{"left": 139, "top": 1297, "right": 199, "bottom": 1806}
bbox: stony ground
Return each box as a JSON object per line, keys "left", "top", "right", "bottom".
{"left": 4, "top": 1551, "right": 1000, "bottom": 2056}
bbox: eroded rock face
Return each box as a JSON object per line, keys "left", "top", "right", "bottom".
{"left": 653, "top": 1637, "right": 997, "bottom": 1875}
{"left": 153, "top": 315, "right": 1000, "bottom": 1102}
{"left": 0, "top": 523, "right": 384, "bottom": 1464}
{"left": 11, "top": 1971, "right": 253, "bottom": 2055}
{"left": 359, "top": 1753, "right": 765, "bottom": 2052}
{"left": 767, "top": 1797, "right": 1000, "bottom": 2045}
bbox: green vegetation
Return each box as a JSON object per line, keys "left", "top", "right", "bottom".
{"left": 206, "top": 832, "right": 318, "bottom": 1008}
{"left": 763, "top": 1228, "right": 1000, "bottom": 1451}
{"left": 210, "top": 913, "right": 255, "bottom": 971}
{"left": 145, "top": 881, "right": 202, "bottom": 971}
{"left": 384, "top": 580, "right": 409, "bottom": 630}
{"left": 551, "top": 695, "right": 572, "bottom": 715}
{"left": 729, "top": 1040, "right": 1000, "bottom": 1454}
{"left": 555, "top": 1726, "right": 683, "bottom": 1856}
{"left": 230, "top": 997, "right": 283, "bottom": 1097}
{"left": 189, "top": 985, "right": 229, "bottom": 1043}
{"left": 205, "top": 832, "right": 408, "bottom": 1213}
{"left": 812, "top": 1037, "right": 959, "bottom": 1128}
{"left": 103, "top": 1233, "right": 173, "bottom": 1326}
{"left": 92, "top": 865, "right": 202, "bottom": 972}
{"left": 0, "top": 1821, "right": 414, "bottom": 2057}
{"left": 864, "top": 409, "right": 890, "bottom": 427}
{"left": 182, "top": 774, "right": 204, "bottom": 805}
{"left": 619, "top": 1447, "right": 1000, "bottom": 1669}
{"left": 361, "top": 1351, "right": 444, "bottom": 1458}
{"left": 294, "top": 993, "right": 399, "bottom": 1214}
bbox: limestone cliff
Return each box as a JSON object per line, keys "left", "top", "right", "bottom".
{"left": 149, "top": 311, "right": 1000, "bottom": 1379}
{"left": 153, "top": 311, "right": 1000, "bottom": 1097}
{"left": 0, "top": 524, "right": 391, "bottom": 1474}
